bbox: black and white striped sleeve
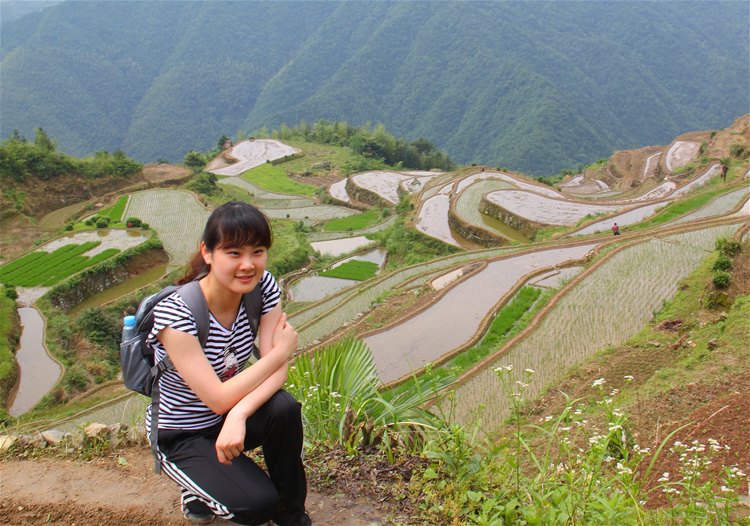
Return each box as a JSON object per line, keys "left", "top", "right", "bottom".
{"left": 259, "top": 271, "right": 281, "bottom": 314}
{"left": 148, "top": 293, "right": 199, "bottom": 344}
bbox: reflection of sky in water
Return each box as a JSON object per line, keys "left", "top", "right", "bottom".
{"left": 310, "top": 236, "right": 374, "bottom": 256}
{"left": 9, "top": 308, "right": 62, "bottom": 416}
{"left": 365, "top": 243, "right": 598, "bottom": 383}
{"left": 289, "top": 275, "right": 358, "bottom": 302}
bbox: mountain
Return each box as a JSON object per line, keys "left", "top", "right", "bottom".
{"left": 0, "top": 1, "right": 60, "bottom": 22}
{"left": 1, "top": 1, "right": 747, "bottom": 175}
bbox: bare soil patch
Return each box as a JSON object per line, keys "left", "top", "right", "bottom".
{"left": 1, "top": 174, "right": 139, "bottom": 220}
{"left": 0, "top": 446, "right": 390, "bottom": 526}
{"left": 142, "top": 163, "right": 192, "bottom": 184}
{"left": 289, "top": 174, "right": 343, "bottom": 189}
{"left": 707, "top": 114, "right": 750, "bottom": 160}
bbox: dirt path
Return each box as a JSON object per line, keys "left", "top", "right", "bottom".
{"left": 0, "top": 447, "right": 387, "bottom": 526}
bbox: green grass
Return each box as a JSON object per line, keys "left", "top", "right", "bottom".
{"left": 321, "top": 209, "right": 382, "bottom": 232}
{"left": 319, "top": 260, "right": 379, "bottom": 281}
{"left": 241, "top": 163, "right": 317, "bottom": 196}
{"left": 99, "top": 195, "right": 128, "bottom": 222}
{"left": 0, "top": 287, "right": 17, "bottom": 407}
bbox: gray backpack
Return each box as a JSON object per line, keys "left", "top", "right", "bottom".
{"left": 119, "top": 280, "right": 262, "bottom": 471}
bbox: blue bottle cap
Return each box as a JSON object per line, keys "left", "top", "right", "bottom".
{"left": 124, "top": 315, "right": 137, "bottom": 327}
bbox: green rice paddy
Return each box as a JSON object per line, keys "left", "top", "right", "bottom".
{"left": 319, "top": 260, "right": 379, "bottom": 281}
{"left": 321, "top": 209, "right": 382, "bottom": 232}
{"left": 242, "top": 164, "right": 317, "bottom": 197}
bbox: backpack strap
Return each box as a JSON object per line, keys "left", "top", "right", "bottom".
{"left": 177, "top": 280, "right": 211, "bottom": 347}
{"left": 149, "top": 359, "right": 172, "bottom": 474}
{"left": 242, "top": 284, "right": 263, "bottom": 338}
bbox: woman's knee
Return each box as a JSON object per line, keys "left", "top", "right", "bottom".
{"left": 224, "top": 483, "right": 279, "bottom": 525}
{"left": 265, "top": 389, "right": 302, "bottom": 423}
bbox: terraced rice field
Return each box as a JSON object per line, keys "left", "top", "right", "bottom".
{"left": 218, "top": 177, "right": 308, "bottom": 202}
{"left": 416, "top": 194, "right": 460, "bottom": 246}
{"left": 671, "top": 185, "right": 750, "bottom": 225}
{"left": 124, "top": 189, "right": 209, "bottom": 265}
{"left": 350, "top": 171, "right": 412, "bottom": 204}
{"left": 455, "top": 171, "right": 562, "bottom": 199}
{"left": 671, "top": 163, "right": 720, "bottom": 197}
{"left": 308, "top": 216, "right": 397, "bottom": 242}
{"left": 665, "top": 140, "right": 700, "bottom": 172}
{"left": 364, "top": 242, "right": 598, "bottom": 383}
{"left": 39, "top": 229, "right": 147, "bottom": 255}
{"left": 485, "top": 190, "right": 624, "bottom": 226}
{"left": 574, "top": 201, "right": 666, "bottom": 235}
{"left": 291, "top": 245, "right": 524, "bottom": 345}
{"left": 450, "top": 224, "right": 739, "bottom": 429}
{"left": 328, "top": 179, "right": 350, "bottom": 203}
{"left": 310, "top": 236, "right": 375, "bottom": 257}
{"left": 454, "top": 179, "right": 514, "bottom": 231}
{"left": 208, "top": 139, "right": 299, "bottom": 176}
{"left": 262, "top": 205, "right": 356, "bottom": 222}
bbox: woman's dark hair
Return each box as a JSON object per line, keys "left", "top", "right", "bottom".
{"left": 180, "top": 202, "right": 272, "bottom": 284}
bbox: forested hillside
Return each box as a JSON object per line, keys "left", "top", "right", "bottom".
{"left": 1, "top": 1, "right": 747, "bottom": 175}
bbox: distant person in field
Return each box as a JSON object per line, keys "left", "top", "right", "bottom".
{"left": 147, "top": 202, "right": 312, "bottom": 525}
{"left": 720, "top": 162, "right": 728, "bottom": 182}
{"left": 612, "top": 223, "right": 620, "bottom": 236}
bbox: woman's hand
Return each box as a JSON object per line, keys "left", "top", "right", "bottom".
{"left": 272, "top": 313, "right": 298, "bottom": 361}
{"left": 215, "top": 412, "right": 247, "bottom": 465}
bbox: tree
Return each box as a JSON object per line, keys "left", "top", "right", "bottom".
{"left": 184, "top": 150, "right": 206, "bottom": 172}
{"left": 217, "top": 134, "right": 231, "bottom": 150}
{"left": 34, "top": 127, "right": 55, "bottom": 151}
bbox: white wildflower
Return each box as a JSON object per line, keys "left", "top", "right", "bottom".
{"left": 592, "top": 378, "right": 606, "bottom": 387}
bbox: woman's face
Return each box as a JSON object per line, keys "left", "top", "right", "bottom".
{"left": 202, "top": 243, "right": 268, "bottom": 295}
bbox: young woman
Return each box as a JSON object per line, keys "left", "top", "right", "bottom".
{"left": 146, "top": 201, "right": 312, "bottom": 525}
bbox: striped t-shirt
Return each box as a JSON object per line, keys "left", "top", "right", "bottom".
{"left": 146, "top": 271, "right": 281, "bottom": 431}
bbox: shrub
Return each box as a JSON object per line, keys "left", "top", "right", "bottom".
{"left": 712, "top": 255, "right": 732, "bottom": 272}
{"left": 715, "top": 238, "right": 742, "bottom": 258}
{"left": 125, "top": 216, "right": 142, "bottom": 228}
{"left": 4, "top": 285, "right": 18, "bottom": 300}
{"left": 63, "top": 364, "right": 89, "bottom": 393}
{"left": 712, "top": 270, "right": 731, "bottom": 289}
{"left": 729, "top": 142, "right": 749, "bottom": 159}
{"left": 95, "top": 218, "right": 109, "bottom": 228}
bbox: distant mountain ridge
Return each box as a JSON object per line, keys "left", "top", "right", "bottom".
{"left": 1, "top": 1, "right": 747, "bottom": 175}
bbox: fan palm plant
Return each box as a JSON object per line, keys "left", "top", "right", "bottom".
{"left": 288, "top": 338, "right": 452, "bottom": 453}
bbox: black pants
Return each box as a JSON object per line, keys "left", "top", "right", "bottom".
{"left": 157, "top": 390, "right": 310, "bottom": 526}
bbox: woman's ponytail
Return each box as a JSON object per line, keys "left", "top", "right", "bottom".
{"left": 178, "top": 250, "right": 209, "bottom": 284}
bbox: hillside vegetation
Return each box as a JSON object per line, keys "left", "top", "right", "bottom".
{"left": 1, "top": 1, "right": 747, "bottom": 175}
